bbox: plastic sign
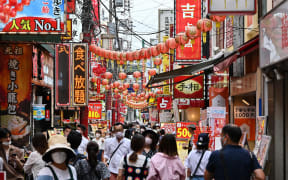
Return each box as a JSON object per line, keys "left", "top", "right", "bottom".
{"left": 175, "top": 0, "right": 201, "bottom": 60}
{"left": 176, "top": 122, "right": 196, "bottom": 139}
{"left": 0, "top": 0, "right": 66, "bottom": 34}
{"left": 72, "top": 44, "right": 88, "bottom": 106}
{"left": 208, "top": 0, "right": 256, "bottom": 15}
{"left": 174, "top": 75, "right": 204, "bottom": 98}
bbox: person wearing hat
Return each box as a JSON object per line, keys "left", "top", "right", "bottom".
{"left": 183, "top": 124, "right": 196, "bottom": 154}
{"left": 36, "top": 135, "right": 77, "bottom": 180}
{"left": 185, "top": 133, "right": 211, "bottom": 180}
{"left": 142, "top": 130, "right": 159, "bottom": 159}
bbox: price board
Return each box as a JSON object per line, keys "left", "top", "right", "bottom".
{"left": 160, "top": 123, "right": 176, "bottom": 134}
{"left": 176, "top": 122, "right": 196, "bottom": 139}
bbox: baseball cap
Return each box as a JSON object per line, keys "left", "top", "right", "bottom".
{"left": 196, "top": 133, "right": 209, "bottom": 147}
{"left": 187, "top": 124, "right": 196, "bottom": 130}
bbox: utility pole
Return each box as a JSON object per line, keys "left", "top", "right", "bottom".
{"left": 109, "top": 0, "right": 113, "bottom": 23}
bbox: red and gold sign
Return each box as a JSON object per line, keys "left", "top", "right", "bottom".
{"left": 176, "top": 122, "right": 197, "bottom": 139}
{"left": 173, "top": 75, "right": 204, "bottom": 98}
{"left": 72, "top": 44, "right": 88, "bottom": 106}
{"left": 176, "top": 0, "right": 201, "bottom": 60}
{"left": 88, "top": 103, "right": 102, "bottom": 120}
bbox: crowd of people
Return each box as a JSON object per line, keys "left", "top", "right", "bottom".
{"left": 0, "top": 122, "right": 266, "bottom": 180}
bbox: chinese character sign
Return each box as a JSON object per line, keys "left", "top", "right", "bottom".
{"left": 55, "top": 44, "right": 71, "bottom": 106}
{"left": 0, "top": 44, "right": 32, "bottom": 147}
{"left": 0, "top": 0, "right": 65, "bottom": 34}
{"left": 157, "top": 97, "right": 172, "bottom": 110}
{"left": 72, "top": 44, "right": 88, "bottom": 106}
{"left": 174, "top": 75, "right": 204, "bottom": 98}
{"left": 176, "top": 0, "right": 201, "bottom": 60}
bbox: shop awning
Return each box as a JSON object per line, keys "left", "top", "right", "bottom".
{"left": 147, "top": 50, "right": 238, "bottom": 87}
{"left": 147, "top": 36, "right": 259, "bottom": 87}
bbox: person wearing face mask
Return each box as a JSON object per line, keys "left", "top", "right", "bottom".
{"left": 92, "top": 130, "right": 105, "bottom": 161}
{"left": 104, "top": 123, "right": 131, "bottom": 180}
{"left": 0, "top": 127, "right": 25, "bottom": 180}
{"left": 204, "top": 124, "right": 265, "bottom": 180}
{"left": 36, "top": 135, "right": 77, "bottom": 180}
{"left": 142, "top": 130, "right": 158, "bottom": 159}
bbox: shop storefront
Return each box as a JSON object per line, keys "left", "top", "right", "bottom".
{"left": 260, "top": 1, "right": 288, "bottom": 179}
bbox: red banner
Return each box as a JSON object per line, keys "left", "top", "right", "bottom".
{"left": 161, "top": 123, "right": 176, "bottom": 134}
{"left": 176, "top": 122, "right": 197, "bottom": 139}
{"left": 176, "top": 0, "right": 201, "bottom": 60}
{"left": 157, "top": 97, "right": 172, "bottom": 110}
{"left": 88, "top": 103, "right": 102, "bottom": 120}
{"left": 174, "top": 75, "right": 204, "bottom": 98}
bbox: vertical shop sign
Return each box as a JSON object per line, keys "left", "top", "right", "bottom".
{"left": 176, "top": 0, "right": 201, "bottom": 60}
{"left": 234, "top": 106, "right": 256, "bottom": 141}
{"left": 72, "top": 44, "right": 88, "bottom": 106}
{"left": 55, "top": 44, "right": 71, "bottom": 106}
{"left": 0, "top": 44, "right": 32, "bottom": 147}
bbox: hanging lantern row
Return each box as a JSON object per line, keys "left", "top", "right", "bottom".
{"left": 89, "top": 16, "right": 226, "bottom": 62}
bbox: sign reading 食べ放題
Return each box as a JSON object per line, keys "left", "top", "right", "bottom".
{"left": 0, "top": 0, "right": 66, "bottom": 34}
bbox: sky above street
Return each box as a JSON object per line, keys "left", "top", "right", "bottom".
{"left": 130, "top": 0, "right": 173, "bottom": 49}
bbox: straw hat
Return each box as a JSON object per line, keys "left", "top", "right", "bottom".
{"left": 42, "top": 135, "right": 76, "bottom": 163}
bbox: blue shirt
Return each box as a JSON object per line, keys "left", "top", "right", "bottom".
{"left": 206, "top": 145, "right": 261, "bottom": 180}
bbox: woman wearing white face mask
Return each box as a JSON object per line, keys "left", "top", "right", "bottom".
{"left": 37, "top": 135, "right": 77, "bottom": 180}
{"left": 0, "top": 128, "right": 25, "bottom": 180}
{"left": 92, "top": 130, "right": 105, "bottom": 161}
{"left": 142, "top": 130, "right": 159, "bottom": 159}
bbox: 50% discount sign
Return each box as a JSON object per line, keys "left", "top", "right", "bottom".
{"left": 176, "top": 122, "right": 195, "bottom": 139}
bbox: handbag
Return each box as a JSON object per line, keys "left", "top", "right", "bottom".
{"left": 107, "top": 142, "right": 123, "bottom": 165}
{"left": 190, "top": 150, "right": 206, "bottom": 179}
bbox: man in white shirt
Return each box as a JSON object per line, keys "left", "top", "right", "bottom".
{"left": 77, "top": 124, "right": 89, "bottom": 155}
{"left": 104, "top": 123, "right": 131, "bottom": 180}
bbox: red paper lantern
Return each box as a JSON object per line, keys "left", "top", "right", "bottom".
{"left": 156, "top": 43, "right": 169, "bottom": 54}
{"left": 91, "top": 77, "right": 97, "bottom": 83}
{"left": 133, "top": 83, "right": 140, "bottom": 91}
{"left": 133, "top": 50, "right": 140, "bottom": 60}
{"left": 131, "top": 92, "right": 137, "bottom": 97}
{"left": 156, "top": 90, "right": 163, "bottom": 94}
{"left": 114, "top": 89, "right": 119, "bottom": 94}
{"left": 105, "top": 85, "right": 111, "bottom": 90}
{"left": 145, "top": 48, "right": 152, "bottom": 59}
{"left": 148, "top": 69, "right": 157, "bottom": 76}
{"left": 145, "top": 94, "right": 149, "bottom": 99}
{"left": 120, "top": 52, "right": 127, "bottom": 61}
{"left": 175, "top": 32, "right": 189, "bottom": 45}
{"left": 149, "top": 92, "right": 154, "bottom": 97}
{"left": 133, "top": 71, "right": 141, "bottom": 79}
{"left": 114, "top": 81, "right": 120, "bottom": 89}
{"left": 119, "top": 72, "right": 127, "bottom": 80}
{"left": 104, "top": 72, "right": 113, "bottom": 79}
{"left": 185, "top": 26, "right": 199, "bottom": 40}
{"left": 140, "top": 92, "right": 145, "bottom": 97}
{"left": 151, "top": 46, "right": 160, "bottom": 57}
{"left": 98, "top": 48, "right": 104, "bottom": 57}
{"left": 127, "top": 52, "right": 134, "bottom": 61}
{"left": 197, "top": 18, "right": 212, "bottom": 43}
{"left": 123, "top": 90, "right": 128, "bottom": 96}
{"left": 102, "top": 79, "right": 109, "bottom": 85}
{"left": 139, "top": 48, "right": 146, "bottom": 60}
{"left": 165, "top": 38, "right": 178, "bottom": 49}
{"left": 154, "top": 58, "right": 162, "bottom": 66}
{"left": 123, "top": 83, "right": 130, "bottom": 89}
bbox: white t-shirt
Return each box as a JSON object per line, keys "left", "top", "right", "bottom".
{"left": 92, "top": 138, "right": 105, "bottom": 150}
{"left": 185, "top": 150, "right": 211, "bottom": 176}
{"left": 24, "top": 151, "right": 46, "bottom": 179}
{"left": 119, "top": 152, "right": 150, "bottom": 170}
{"left": 37, "top": 164, "right": 77, "bottom": 180}
{"left": 77, "top": 136, "right": 89, "bottom": 155}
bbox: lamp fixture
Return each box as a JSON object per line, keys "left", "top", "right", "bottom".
{"left": 242, "top": 99, "right": 250, "bottom": 106}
